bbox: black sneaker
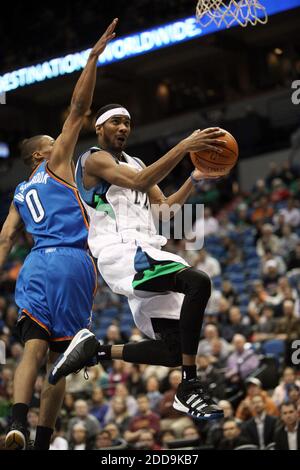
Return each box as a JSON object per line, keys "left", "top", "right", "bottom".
{"left": 48, "top": 329, "right": 99, "bottom": 385}
{"left": 5, "top": 422, "right": 28, "bottom": 450}
{"left": 173, "top": 379, "right": 224, "bottom": 420}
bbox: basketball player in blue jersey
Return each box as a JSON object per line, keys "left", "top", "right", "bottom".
{"left": 49, "top": 104, "right": 228, "bottom": 421}
{"left": 0, "top": 19, "right": 118, "bottom": 450}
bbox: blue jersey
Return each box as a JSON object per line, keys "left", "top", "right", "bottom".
{"left": 13, "top": 160, "right": 89, "bottom": 250}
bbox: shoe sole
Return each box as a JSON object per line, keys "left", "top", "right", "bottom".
{"left": 173, "top": 396, "right": 224, "bottom": 421}
{"left": 49, "top": 329, "right": 95, "bottom": 385}
{"left": 5, "top": 430, "right": 26, "bottom": 450}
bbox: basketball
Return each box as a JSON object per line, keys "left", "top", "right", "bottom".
{"left": 190, "top": 128, "right": 239, "bottom": 177}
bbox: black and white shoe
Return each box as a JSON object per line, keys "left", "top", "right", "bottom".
{"left": 5, "top": 422, "right": 28, "bottom": 450}
{"left": 48, "top": 329, "right": 99, "bottom": 385}
{"left": 173, "top": 379, "right": 224, "bottom": 420}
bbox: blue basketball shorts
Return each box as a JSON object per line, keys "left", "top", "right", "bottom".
{"left": 15, "top": 247, "right": 97, "bottom": 350}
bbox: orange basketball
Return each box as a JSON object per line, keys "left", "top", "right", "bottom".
{"left": 190, "top": 129, "right": 239, "bottom": 177}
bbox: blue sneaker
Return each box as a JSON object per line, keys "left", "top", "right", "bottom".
{"left": 49, "top": 329, "right": 99, "bottom": 385}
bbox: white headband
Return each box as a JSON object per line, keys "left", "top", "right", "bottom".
{"left": 95, "top": 107, "right": 131, "bottom": 127}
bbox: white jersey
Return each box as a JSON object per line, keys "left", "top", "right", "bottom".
{"left": 76, "top": 147, "right": 167, "bottom": 258}
{"left": 75, "top": 147, "right": 189, "bottom": 338}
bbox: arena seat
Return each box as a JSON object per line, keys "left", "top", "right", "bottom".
{"left": 234, "top": 444, "right": 259, "bottom": 450}
{"left": 261, "top": 339, "right": 285, "bottom": 359}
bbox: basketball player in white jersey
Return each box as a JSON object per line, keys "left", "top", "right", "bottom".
{"left": 49, "top": 104, "right": 227, "bottom": 420}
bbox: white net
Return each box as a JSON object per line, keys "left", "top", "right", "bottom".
{"left": 196, "top": 0, "right": 268, "bottom": 28}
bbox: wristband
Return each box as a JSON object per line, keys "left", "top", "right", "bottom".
{"left": 190, "top": 172, "right": 206, "bottom": 189}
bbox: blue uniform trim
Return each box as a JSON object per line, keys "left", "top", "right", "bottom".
{"left": 75, "top": 147, "right": 111, "bottom": 208}
{"left": 134, "top": 246, "right": 151, "bottom": 272}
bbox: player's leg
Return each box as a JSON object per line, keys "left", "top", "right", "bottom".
{"left": 35, "top": 350, "right": 66, "bottom": 450}
{"left": 47, "top": 268, "right": 206, "bottom": 374}
{"left": 49, "top": 267, "right": 206, "bottom": 376}
{"left": 131, "top": 267, "right": 224, "bottom": 419}
{"left": 5, "top": 326, "right": 49, "bottom": 450}
{"left": 49, "top": 319, "right": 182, "bottom": 385}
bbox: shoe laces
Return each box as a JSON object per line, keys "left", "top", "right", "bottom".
{"left": 186, "top": 380, "right": 215, "bottom": 403}
{"left": 74, "top": 367, "right": 89, "bottom": 380}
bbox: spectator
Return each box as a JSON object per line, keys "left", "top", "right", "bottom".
{"left": 94, "top": 430, "right": 114, "bottom": 449}
{"left": 287, "top": 242, "right": 300, "bottom": 271}
{"left": 279, "top": 198, "right": 300, "bottom": 228}
{"left": 106, "top": 360, "right": 129, "bottom": 397}
{"left": 236, "top": 378, "right": 279, "bottom": 421}
{"left": 252, "top": 305, "right": 277, "bottom": 343}
{"left": 191, "top": 207, "right": 219, "bottom": 238}
{"left": 274, "top": 300, "right": 300, "bottom": 364}
{"left": 272, "top": 367, "right": 300, "bottom": 407}
{"left": 103, "top": 422, "right": 127, "bottom": 447}
{"left": 113, "top": 383, "right": 138, "bottom": 417}
{"left": 89, "top": 387, "right": 109, "bottom": 427}
{"left": 206, "top": 400, "right": 235, "bottom": 448}
{"left": 225, "top": 335, "right": 260, "bottom": 383}
{"left": 126, "top": 364, "right": 146, "bottom": 397}
{"left": 104, "top": 396, "right": 131, "bottom": 434}
{"left": 136, "top": 429, "right": 162, "bottom": 450}
{"left": 262, "top": 260, "right": 281, "bottom": 292}
{"left": 270, "top": 178, "right": 291, "bottom": 203}
{"left": 242, "top": 395, "right": 278, "bottom": 448}
{"left": 69, "top": 423, "right": 92, "bottom": 451}
{"left": 159, "top": 370, "right": 192, "bottom": 436}
{"left": 256, "top": 224, "right": 280, "bottom": 257}
{"left": 195, "top": 249, "right": 221, "bottom": 278}
{"left": 103, "top": 324, "right": 128, "bottom": 345}
{"left": 221, "top": 280, "right": 239, "bottom": 306}
{"left": 275, "top": 402, "right": 300, "bottom": 450}
{"left": 160, "top": 429, "right": 177, "bottom": 449}
{"left": 182, "top": 425, "right": 202, "bottom": 442}
{"left": 220, "top": 306, "right": 252, "bottom": 343}
{"left": 145, "top": 375, "right": 162, "bottom": 413}
{"left": 27, "top": 408, "right": 39, "bottom": 443}
{"left": 251, "top": 197, "right": 274, "bottom": 225}
{"left": 217, "top": 419, "right": 248, "bottom": 450}
{"left": 49, "top": 420, "right": 69, "bottom": 451}
{"left": 196, "top": 355, "right": 226, "bottom": 400}
{"left": 278, "top": 224, "right": 299, "bottom": 259}
{"left": 124, "top": 395, "right": 160, "bottom": 444}
{"left": 288, "top": 385, "right": 300, "bottom": 410}
{"left": 209, "top": 338, "right": 230, "bottom": 369}
{"left": 197, "top": 324, "right": 231, "bottom": 360}
{"left": 67, "top": 400, "right": 100, "bottom": 441}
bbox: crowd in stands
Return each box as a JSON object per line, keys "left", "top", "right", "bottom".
{"left": 1, "top": 159, "right": 300, "bottom": 450}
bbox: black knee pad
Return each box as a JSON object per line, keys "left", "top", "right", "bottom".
{"left": 151, "top": 318, "right": 182, "bottom": 367}
{"left": 176, "top": 267, "right": 211, "bottom": 298}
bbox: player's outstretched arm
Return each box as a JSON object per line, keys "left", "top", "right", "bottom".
{"left": 0, "top": 204, "right": 24, "bottom": 271}
{"left": 85, "top": 128, "right": 226, "bottom": 192}
{"left": 49, "top": 18, "right": 118, "bottom": 176}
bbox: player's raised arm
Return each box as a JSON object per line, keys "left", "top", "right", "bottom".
{"left": 49, "top": 18, "right": 118, "bottom": 174}
{"left": 0, "top": 203, "right": 24, "bottom": 271}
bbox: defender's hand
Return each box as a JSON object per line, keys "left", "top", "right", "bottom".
{"left": 89, "top": 18, "right": 118, "bottom": 59}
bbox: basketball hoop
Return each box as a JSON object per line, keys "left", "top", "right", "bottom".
{"left": 196, "top": 0, "right": 268, "bottom": 28}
